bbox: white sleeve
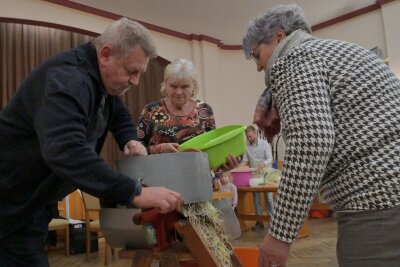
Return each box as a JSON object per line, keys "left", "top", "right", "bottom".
{"left": 231, "top": 183, "right": 238, "bottom": 207}
{"left": 263, "top": 141, "right": 273, "bottom": 166}
{"left": 241, "top": 150, "right": 249, "bottom": 165}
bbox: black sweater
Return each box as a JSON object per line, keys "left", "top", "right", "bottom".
{"left": 0, "top": 42, "right": 140, "bottom": 238}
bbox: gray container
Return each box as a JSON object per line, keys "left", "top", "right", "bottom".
{"left": 116, "top": 152, "right": 213, "bottom": 203}
{"left": 100, "top": 208, "right": 149, "bottom": 249}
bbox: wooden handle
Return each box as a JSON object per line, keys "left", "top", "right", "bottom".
{"left": 175, "top": 220, "right": 219, "bottom": 267}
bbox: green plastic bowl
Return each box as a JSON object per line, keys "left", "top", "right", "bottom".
{"left": 178, "top": 125, "right": 246, "bottom": 169}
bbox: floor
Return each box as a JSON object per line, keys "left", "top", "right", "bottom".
{"left": 47, "top": 217, "right": 338, "bottom": 267}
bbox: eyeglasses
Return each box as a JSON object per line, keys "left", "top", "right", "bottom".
{"left": 250, "top": 44, "right": 261, "bottom": 64}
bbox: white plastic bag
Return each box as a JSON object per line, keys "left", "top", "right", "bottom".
{"left": 249, "top": 177, "right": 264, "bottom": 187}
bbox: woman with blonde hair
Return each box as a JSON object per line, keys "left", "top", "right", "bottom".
{"left": 137, "top": 58, "right": 216, "bottom": 154}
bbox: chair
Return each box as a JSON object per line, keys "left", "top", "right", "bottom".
{"left": 48, "top": 218, "right": 70, "bottom": 256}
{"left": 80, "top": 190, "right": 114, "bottom": 265}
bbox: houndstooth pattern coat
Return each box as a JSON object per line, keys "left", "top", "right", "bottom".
{"left": 267, "top": 32, "right": 400, "bottom": 243}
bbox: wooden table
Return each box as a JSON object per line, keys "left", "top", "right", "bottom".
{"left": 237, "top": 184, "right": 309, "bottom": 238}
{"left": 212, "top": 191, "right": 233, "bottom": 200}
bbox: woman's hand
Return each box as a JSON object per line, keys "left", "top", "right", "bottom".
{"left": 132, "top": 186, "right": 183, "bottom": 213}
{"left": 216, "top": 154, "right": 239, "bottom": 171}
{"left": 150, "top": 143, "right": 179, "bottom": 154}
{"left": 124, "top": 140, "right": 147, "bottom": 156}
{"left": 258, "top": 233, "right": 291, "bottom": 267}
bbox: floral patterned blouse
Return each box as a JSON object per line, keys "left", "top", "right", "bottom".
{"left": 137, "top": 99, "right": 216, "bottom": 152}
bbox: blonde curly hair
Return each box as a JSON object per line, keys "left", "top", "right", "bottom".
{"left": 160, "top": 58, "right": 199, "bottom": 97}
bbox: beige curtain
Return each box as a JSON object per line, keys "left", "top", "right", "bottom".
{"left": 0, "top": 21, "right": 167, "bottom": 168}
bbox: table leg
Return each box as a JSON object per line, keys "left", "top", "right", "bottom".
{"left": 130, "top": 249, "right": 153, "bottom": 267}
{"left": 237, "top": 191, "right": 248, "bottom": 231}
{"left": 296, "top": 220, "right": 310, "bottom": 238}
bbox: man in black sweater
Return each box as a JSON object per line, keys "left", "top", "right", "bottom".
{"left": 0, "top": 18, "right": 182, "bottom": 266}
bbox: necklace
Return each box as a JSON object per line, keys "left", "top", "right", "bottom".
{"left": 164, "top": 99, "right": 196, "bottom": 117}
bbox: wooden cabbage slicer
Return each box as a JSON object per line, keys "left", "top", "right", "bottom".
{"left": 118, "top": 149, "right": 243, "bottom": 266}
{"left": 123, "top": 207, "right": 242, "bottom": 267}
{"left": 174, "top": 219, "right": 242, "bottom": 267}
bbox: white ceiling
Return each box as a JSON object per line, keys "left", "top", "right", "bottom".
{"left": 72, "top": 0, "right": 376, "bottom": 45}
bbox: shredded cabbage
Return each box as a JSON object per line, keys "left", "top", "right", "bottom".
{"left": 260, "top": 167, "right": 282, "bottom": 184}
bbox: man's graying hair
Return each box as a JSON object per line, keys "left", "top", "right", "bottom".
{"left": 93, "top": 17, "right": 157, "bottom": 58}
{"left": 243, "top": 4, "right": 311, "bottom": 59}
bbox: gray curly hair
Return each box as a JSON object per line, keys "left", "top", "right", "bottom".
{"left": 93, "top": 17, "right": 157, "bottom": 58}
{"left": 160, "top": 58, "right": 199, "bottom": 97}
{"left": 242, "top": 4, "right": 311, "bottom": 59}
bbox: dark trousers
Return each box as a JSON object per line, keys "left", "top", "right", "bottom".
{"left": 337, "top": 204, "right": 400, "bottom": 267}
{"left": 0, "top": 208, "right": 52, "bottom": 267}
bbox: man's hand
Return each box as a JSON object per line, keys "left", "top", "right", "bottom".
{"left": 132, "top": 186, "right": 183, "bottom": 213}
{"left": 258, "top": 233, "right": 291, "bottom": 267}
{"left": 124, "top": 140, "right": 147, "bottom": 156}
{"left": 217, "top": 154, "right": 239, "bottom": 171}
{"left": 150, "top": 143, "right": 179, "bottom": 154}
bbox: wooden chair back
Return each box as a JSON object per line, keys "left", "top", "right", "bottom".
{"left": 48, "top": 218, "right": 70, "bottom": 256}
{"left": 79, "top": 190, "right": 114, "bottom": 265}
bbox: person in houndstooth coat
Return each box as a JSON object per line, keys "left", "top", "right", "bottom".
{"left": 243, "top": 4, "right": 400, "bottom": 267}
